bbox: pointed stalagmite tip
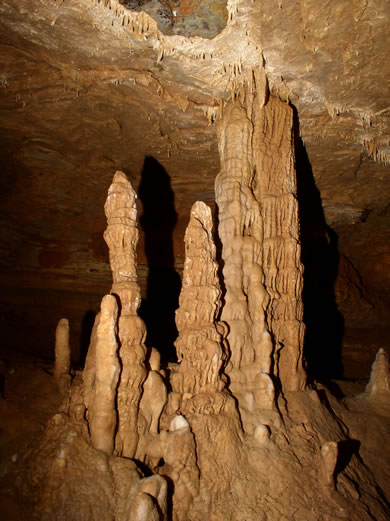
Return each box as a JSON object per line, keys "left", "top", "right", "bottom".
{"left": 364, "top": 347, "right": 390, "bottom": 396}
{"left": 112, "top": 170, "right": 129, "bottom": 183}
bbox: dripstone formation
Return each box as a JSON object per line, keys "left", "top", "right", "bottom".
{"left": 17, "top": 98, "right": 390, "bottom": 520}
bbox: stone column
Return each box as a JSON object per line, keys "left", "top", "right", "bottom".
{"left": 215, "top": 90, "right": 306, "bottom": 402}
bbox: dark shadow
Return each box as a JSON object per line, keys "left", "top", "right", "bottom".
{"left": 138, "top": 157, "right": 181, "bottom": 365}
{"left": 212, "top": 203, "right": 226, "bottom": 318}
{"left": 336, "top": 439, "right": 361, "bottom": 475}
{"left": 160, "top": 473, "right": 174, "bottom": 521}
{"left": 79, "top": 310, "right": 97, "bottom": 366}
{"left": 293, "top": 109, "right": 344, "bottom": 380}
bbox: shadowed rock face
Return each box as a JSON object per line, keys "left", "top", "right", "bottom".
{"left": 0, "top": 0, "right": 389, "bottom": 378}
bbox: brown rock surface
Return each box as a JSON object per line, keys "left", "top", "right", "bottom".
{"left": 0, "top": 1, "right": 389, "bottom": 519}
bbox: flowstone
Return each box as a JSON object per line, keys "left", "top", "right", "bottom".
{"left": 16, "top": 101, "right": 390, "bottom": 521}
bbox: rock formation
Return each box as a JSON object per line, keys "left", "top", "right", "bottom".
{"left": 215, "top": 87, "right": 306, "bottom": 435}
{"left": 88, "top": 294, "right": 120, "bottom": 455}
{"left": 103, "top": 171, "right": 147, "bottom": 458}
{"left": 10, "top": 99, "right": 390, "bottom": 521}
{"left": 54, "top": 318, "right": 71, "bottom": 395}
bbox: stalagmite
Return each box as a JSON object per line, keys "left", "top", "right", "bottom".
{"left": 173, "top": 201, "right": 227, "bottom": 397}
{"left": 54, "top": 318, "right": 71, "bottom": 395}
{"left": 320, "top": 441, "right": 339, "bottom": 488}
{"left": 364, "top": 348, "right": 390, "bottom": 396}
{"left": 103, "top": 171, "right": 147, "bottom": 458}
{"left": 215, "top": 90, "right": 306, "bottom": 421}
{"left": 169, "top": 201, "right": 243, "bottom": 519}
{"left": 252, "top": 96, "right": 306, "bottom": 393}
{"left": 88, "top": 294, "right": 120, "bottom": 455}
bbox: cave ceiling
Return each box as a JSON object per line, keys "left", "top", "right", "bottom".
{"left": 0, "top": 0, "right": 389, "bottom": 323}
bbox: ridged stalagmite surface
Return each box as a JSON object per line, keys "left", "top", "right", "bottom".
{"left": 103, "top": 171, "right": 147, "bottom": 458}
{"left": 173, "top": 201, "right": 227, "bottom": 396}
{"left": 216, "top": 92, "right": 306, "bottom": 420}
{"left": 170, "top": 201, "right": 243, "bottom": 520}
{"left": 253, "top": 96, "right": 306, "bottom": 393}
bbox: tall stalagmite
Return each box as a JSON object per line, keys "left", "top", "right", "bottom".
{"left": 103, "top": 171, "right": 147, "bottom": 458}
{"left": 215, "top": 90, "right": 306, "bottom": 424}
{"left": 170, "top": 201, "right": 243, "bottom": 519}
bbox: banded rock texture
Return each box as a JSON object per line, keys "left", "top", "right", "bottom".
{"left": 216, "top": 93, "right": 306, "bottom": 434}
{"left": 216, "top": 93, "right": 306, "bottom": 409}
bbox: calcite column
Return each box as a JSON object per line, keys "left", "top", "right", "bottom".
{"left": 252, "top": 96, "right": 306, "bottom": 392}
{"left": 215, "top": 92, "right": 306, "bottom": 399}
{"left": 103, "top": 171, "right": 147, "bottom": 458}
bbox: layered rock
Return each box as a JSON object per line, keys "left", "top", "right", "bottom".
{"left": 173, "top": 201, "right": 227, "bottom": 397}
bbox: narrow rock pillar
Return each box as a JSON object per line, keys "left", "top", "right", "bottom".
{"left": 89, "top": 294, "right": 120, "bottom": 455}
{"left": 103, "top": 171, "right": 147, "bottom": 458}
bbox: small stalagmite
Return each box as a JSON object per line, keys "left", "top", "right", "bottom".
{"left": 103, "top": 171, "right": 147, "bottom": 458}
{"left": 365, "top": 348, "right": 390, "bottom": 396}
{"left": 88, "top": 294, "right": 120, "bottom": 455}
{"left": 54, "top": 317, "right": 71, "bottom": 395}
{"left": 320, "top": 441, "right": 339, "bottom": 488}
